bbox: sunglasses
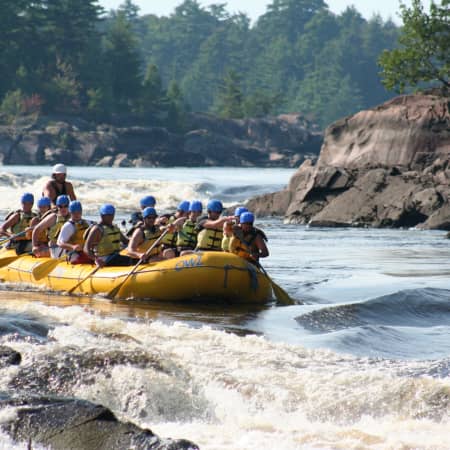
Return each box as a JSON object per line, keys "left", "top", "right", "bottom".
{"left": 58, "top": 205, "right": 69, "bottom": 209}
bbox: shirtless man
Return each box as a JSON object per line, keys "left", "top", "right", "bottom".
{"left": 42, "top": 163, "right": 76, "bottom": 206}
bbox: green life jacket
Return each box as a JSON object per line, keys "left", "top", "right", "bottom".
{"left": 137, "top": 225, "right": 162, "bottom": 257}
{"left": 67, "top": 219, "right": 90, "bottom": 246}
{"left": 11, "top": 210, "right": 37, "bottom": 239}
{"left": 176, "top": 219, "right": 198, "bottom": 248}
{"left": 96, "top": 224, "right": 121, "bottom": 257}
{"left": 48, "top": 214, "right": 69, "bottom": 243}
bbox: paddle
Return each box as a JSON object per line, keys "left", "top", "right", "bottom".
{"left": 105, "top": 228, "right": 169, "bottom": 300}
{"left": 66, "top": 264, "right": 101, "bottom": 294}
{"left": 0, "top": 230, "right": 27, "bottom": 248}
{"left": 32, "top": 255, "right": 67, "bottom": 281}
{"left": 255, "top": 262, "right": 295, "bottom": 306}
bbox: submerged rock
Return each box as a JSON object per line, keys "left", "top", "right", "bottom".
{"left": 248, "top": 93, "right": 450, "bottom": 229}
{"left": 0, "top": 395, "right": 199, "bottom": 450}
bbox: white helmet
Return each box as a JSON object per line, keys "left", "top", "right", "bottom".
{"left": 52, "top": 163, "right": 67, "bottom": 174}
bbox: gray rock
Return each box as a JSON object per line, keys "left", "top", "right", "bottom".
{"left": 0, "top": 395, "right": 199, "bottom": 450}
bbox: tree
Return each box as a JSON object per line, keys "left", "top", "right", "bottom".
{"left": 379, "top": 0, "right": 450, "bottom": 92}
{"left": 213, "top": 70, "right": 244, "bottom": 119}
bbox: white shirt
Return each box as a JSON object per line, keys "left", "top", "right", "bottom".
{"left": 57, "top": 221, "right": 77, "bottom": 245}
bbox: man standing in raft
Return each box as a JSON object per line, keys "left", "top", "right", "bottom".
{"left": 42, "top": 163, "right": 76, "bottom": 206}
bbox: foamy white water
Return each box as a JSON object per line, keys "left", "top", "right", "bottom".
{"left": 0, "top": 301, "right": 448, "bottom": 450}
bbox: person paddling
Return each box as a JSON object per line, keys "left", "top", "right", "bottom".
{"left": 229, "top": 212, "right": 269, "bottom": 262}
{"left": 84, "top": 204, "right": 131, "bottom": 267}
{"left": 0, "top": 193, "right": 37, "bottom": 254}
{"left": 57, "top": 200, "right": 92, "bottom": 264}
{"left": 42, "top": 163, "right": 76, "bottom": 206}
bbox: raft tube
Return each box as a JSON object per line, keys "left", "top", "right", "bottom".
{"left": 0, "top": 250, "right": 273, "bottom": 302}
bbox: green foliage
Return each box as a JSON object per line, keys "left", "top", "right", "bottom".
{"left": 0, "top": 90, "right": 25, "bottom": 122}
{"left": 213, "top": 70, "right": 244, "bottom": 119}
{"left": 379, "top": 0, "right": 450, "bottom": 92}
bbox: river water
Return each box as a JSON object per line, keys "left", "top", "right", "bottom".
{"left": 0, "top": 166, "right": 449, "bottom": 450}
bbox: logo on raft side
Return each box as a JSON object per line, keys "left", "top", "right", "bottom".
{"left": 174, "top": 254, "right": 203, "bottom": 272}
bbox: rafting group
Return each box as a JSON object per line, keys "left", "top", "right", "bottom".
{"left": 0, "top": 164, "right": 269, "bottom": 269}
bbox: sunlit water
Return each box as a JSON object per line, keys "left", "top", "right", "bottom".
{"left": 0, "top": 166, "right": 449, "bottom": 450}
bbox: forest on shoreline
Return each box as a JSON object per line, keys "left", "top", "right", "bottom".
{"left": 0, "top": 0, "right": 400, "bottom": 130}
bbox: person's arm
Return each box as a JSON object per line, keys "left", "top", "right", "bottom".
{"left": 253, "top": 234, "right": 269, "bottom": 259}
{"left": 83, "top": 226, "right": 102, "bottom": 265}
{"left": 0, "top": 213, "right": 20, "bottom": 237}
{"left": 202, "top": 216, "right": 234, "bottom": 230}
{"left": 65, "top": 182, "right": 76, "bottom": 201}
{"left": 42, "top": 180, "right": 55, "bottom": 203}
{"left": 57, "top": 222, "right": 80, "bottom": 252}
{"left": 126, "top": 228, "right": 145, "bottom": 259}
{"left": 32, "top": 214, "right": 56, "bottom": 248}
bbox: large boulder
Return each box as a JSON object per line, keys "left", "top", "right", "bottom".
{"left": 249, "top": 93, "right": 450, "bottom": 229}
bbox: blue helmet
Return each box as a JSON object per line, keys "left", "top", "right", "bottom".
{"left": 140, "top": 195, "right": 156, "bottom": 208}
{"left": 207, "top": 199, "right": 223, "bottom": 213}
{"left": 142, "top": 207, "right": 157, "bottom": 218}
{"left": 100, "top": 203, "right": 115, "bottom": 215}
{"left": 37, "top": 196, "right": 51, "bottom": 208}
{"left": 240, "top": 212, "right": 255, "bottom": 224}
{"left": 177, "top": 200, "right": 190, "bottom": 213}
{"left": 21, "top": 192, "right": 34, "bottom": 204}
{"left": 234, "top": 206, "right": 248, "bottom": 217}
{"left": 56, "top": 195, "right": 70, "bottom": 207}
{"left": 69, "top": 200, "right": 82, "bottom": 213}
{"left": 189, "top": 200, "right": 203, "bottom": 212}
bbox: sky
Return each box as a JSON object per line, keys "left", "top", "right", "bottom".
{"left": 98, "top": 0, "right": 432, "bottom": 23}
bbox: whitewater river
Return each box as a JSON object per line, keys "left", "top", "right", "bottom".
{"left": 0, "top": 166, "right": 449, "bottom": 450}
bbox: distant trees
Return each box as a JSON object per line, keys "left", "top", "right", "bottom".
{"left": 379, "top": 0, "right": 450, "bottom": 92}
{"left": 0, "top": 0, "right": 402, "bottom": 129}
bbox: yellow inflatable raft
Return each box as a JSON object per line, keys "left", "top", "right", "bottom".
{"left": 0, "top": 249, "right": 272, "bottom": 303}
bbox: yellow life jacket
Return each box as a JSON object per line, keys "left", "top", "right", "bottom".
{"left": 96, "top": 224, "right": 121, "bottom": 257}
{"left": 11, "top": 210, "right": 37, "bottom": 240}
{"left": 230, "top": 227, "right": 265, "bottom": 260}
{"left": 48, "top": 214, "right": 69, "bottom": 243}
{"left": 68, "top": 219, "right": 90, "bottom": 246}
{"left": 136, "top": 226, "right": 161, "bottom": 256}
{"left": 196, "top": 227, "right": 223, "bottom": 251}
{"left": 221, "top": 235, "right": 232, "bottom": 252}
{"left": 161, "top": 215, "right": 178, "bottom": 248}
{"left": 176, "top": 219, "right": 198, "bottom": 248}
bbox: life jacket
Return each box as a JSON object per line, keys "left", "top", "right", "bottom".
{"left": 67, "top": 219, "right": 90, "bottom": 246}
{"left": 95, "top": 224, "right": 121, "bottom": 257}
{"left": 176, "top": 219, "right": 198, "bottom": 248}
{"left": 48, "top": 214, "right": 70, "bottom": 243}
{"left": 161, "top": 215, "right": 178, "bottom": 248}
{"left": 10, "top": 210, "right": 37, "bottom": 240}
{"left": 231, "top": 227, "right": 266, "bottom": 260}
{"left": 136, "top": 225, "right": 162, "bottom": 257}
{"left": 221, "top": 235, "right": 232, "bottom": 252}
{"left": 196, "top": 217, "right": 223, "bottom": 251}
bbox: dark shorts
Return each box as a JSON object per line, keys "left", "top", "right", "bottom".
{"left": 104, "top": 253, "right": 134, "bottom": 266}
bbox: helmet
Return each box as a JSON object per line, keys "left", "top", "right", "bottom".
{"left": 52, "top": 163, "right": 67, "bottom": 174}
{"left": 37, "top": 197, "right": 51, "bottom": 208}
{"left": 207, "top": 199, "right": 223, "bottom": 213}
{"left": 234, "top": 206, "right": 248, "bottom": 217}
{"left": 177, "top": 200, "right": 190, "bottom": 212}
{"left": 56, "top": 195, "right": 70, "bottom": 206}
{"left": 69, "top": 200, "right": 82, "bottom": 213}
{"left": 100, "top": 204, "right": 115, "bottom": 215}
{"left": 189, "top": 200, "right": 203, "bottom": 212}
{"left": 240, "top": 212, "right": 255, "bottom": 224}
{"left": 142, "top": 207, "right": 157, "bottom": 218}
{"left": 21, "top": 192, "right": 34, "bottom": 204}
{"left": 140, "top": 195, "right": 156, "bottom": 208}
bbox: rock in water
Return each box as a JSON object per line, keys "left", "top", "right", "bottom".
{"left": 0, "top": 395, "right": 199, "bottom": 450}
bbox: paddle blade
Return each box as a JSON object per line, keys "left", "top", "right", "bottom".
{"left": 0, "top": 255, "right": 20, "bottom": 268}
{"left": 32, "top": 259, "right": 61, "bottom": 280}
{"left": 270, "top": 279, "right": 295, "bottom": 305}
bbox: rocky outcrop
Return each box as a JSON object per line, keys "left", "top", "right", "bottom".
{"left": 0, "top": 396, "right": 199, "bottom": 450}
{"left": 248, "top": 93, "right": 450, "bottom": 229}
{"left": 0, "top": 112, "right": 322, "bottom": 168}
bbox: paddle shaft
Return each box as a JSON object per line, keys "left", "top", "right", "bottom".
{"left": 106, "top": 228, "right": 169, "bottom": 299}
{"left": 67, "top": 265, "right": 101, "bottom": 294}
{"left": 0, "top": 230, "right": 27, "bottom": 247}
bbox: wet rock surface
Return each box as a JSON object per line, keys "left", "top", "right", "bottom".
{"left": 0, "top": 395, "right": 199, "bottom": 450}
{"left": 248, "top": 93, "right": 450, "bottom": 229}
